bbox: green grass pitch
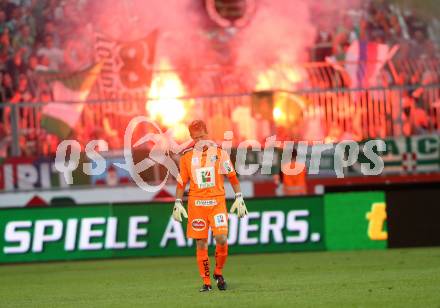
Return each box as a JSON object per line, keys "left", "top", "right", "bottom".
{"left": 1, "top": 247, "right": 440, "bottom": 307}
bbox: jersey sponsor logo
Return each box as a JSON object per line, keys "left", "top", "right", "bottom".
{"left": 223, "top": 160, "right": 233, "bottom": 173}
{"left": 214, "top": 213, "right": 227, "bottom": 227}
{"left": 195, "top": 167, "right": 216, "bottom": 189}
{"left": 191, "top": 218, "right": 207, "bottom": 231}
{"left": 195, "top": 199, "right": 218, "bottom": 206}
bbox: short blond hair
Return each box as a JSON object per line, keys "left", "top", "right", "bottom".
{"left": 188, "top": 120, "right": 207, "bottom": 135}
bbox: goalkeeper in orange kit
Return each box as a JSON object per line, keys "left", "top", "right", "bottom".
{"left": 172, "top": 120, "right": 248, "bottom": 292}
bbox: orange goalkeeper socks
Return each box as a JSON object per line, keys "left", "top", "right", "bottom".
{"left": 214, "top": 243, "right": 228, "bottom": 276}
{"left": 196, "top": 247, "right": 211, "bottom": 285}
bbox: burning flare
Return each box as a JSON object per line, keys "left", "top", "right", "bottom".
{"left": 255, "top": 63, "right": 304, "bottom": 92}
{"left": 147, "top": 59, "right": 187, "bottom": 126}
{"left": 146, "top": 58, "right": 190, "bottom": 140}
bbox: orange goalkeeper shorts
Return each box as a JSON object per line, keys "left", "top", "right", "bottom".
{"left": 187, "top": 195, "right": 228, "bottom": 239}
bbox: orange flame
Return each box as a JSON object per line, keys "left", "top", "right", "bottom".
{"left": 255, "top": 63, "right": 306, "bottom": 128}
{"left": 255, "top": 63, "right": 304, "bottom": 92}
{"left": 146, "top": 58, "right": 190, "bottom": 140}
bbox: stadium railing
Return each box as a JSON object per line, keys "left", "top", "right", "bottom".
{"left": 1, "top": 83, "right": 440, "bottom": 158}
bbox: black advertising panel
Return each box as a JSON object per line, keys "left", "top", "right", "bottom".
{"left": 386, "top": 189, "right": 440, "bottom": 248}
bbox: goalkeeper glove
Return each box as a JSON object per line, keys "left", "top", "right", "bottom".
{"left": 172, "top": 199, "right": 188, "bottom": 222}
{"left": 230, "top": 192, "right": 248, "bottom": 218}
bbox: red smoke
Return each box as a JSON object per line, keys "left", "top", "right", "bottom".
{"left": 71, "top": 0, "right": 361, "bottom": 92}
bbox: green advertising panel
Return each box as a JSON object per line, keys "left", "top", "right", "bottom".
{"left": 0, "top": 206, "right": 113, "bottom": 263}
{"left": 324, "top": 192, "right": 387, "bottom": 251}
{"left": 227, "top": 197, "right": 325, "bottom": 254}
{"left": 0, "top": 197, "right": 325, "bottom": 263}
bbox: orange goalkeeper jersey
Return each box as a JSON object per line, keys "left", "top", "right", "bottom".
{"left": 178, "top": 145, "right": 236, "bottom": 198}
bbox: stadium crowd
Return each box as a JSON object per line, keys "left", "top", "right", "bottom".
{"left": 0, "top": 0, "right": 91, "bottom": 157}
{"left": 312, "top": 0, "right": 438, "bottom": 62}
{"left": 0, "top": 0, "right": 87, "bottom": 102}
{"left": 310, "top": 0, "right": 439, "bottom": 141}
{"left": 0, "top": 0, "right": 439, "bottom": 158}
